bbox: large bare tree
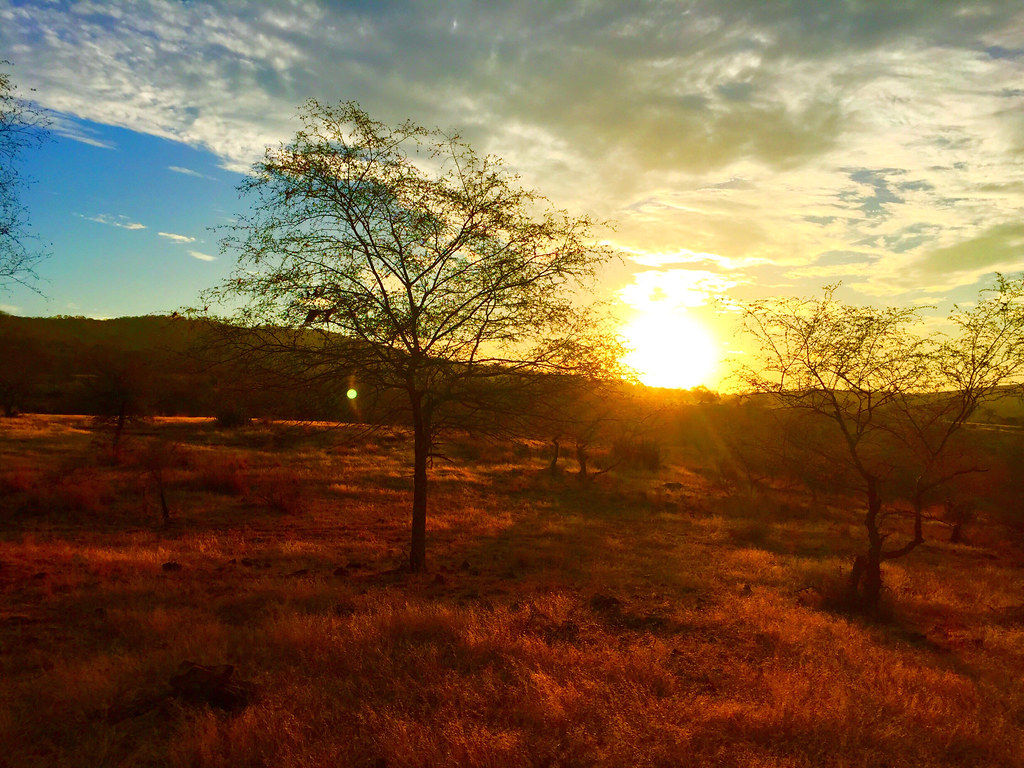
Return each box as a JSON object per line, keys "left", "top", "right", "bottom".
{"left": 200, "top": 100, "right": 621, "bottom": 571}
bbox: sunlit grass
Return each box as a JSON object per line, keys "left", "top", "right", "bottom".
{"left": 1, "top": 416, "right": 1022, "bottom": 766}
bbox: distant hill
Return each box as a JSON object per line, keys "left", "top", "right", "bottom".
{"left": 0, "top": 313, "right": 351, "bottom": 420}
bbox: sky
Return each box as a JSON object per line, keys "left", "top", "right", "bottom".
{"left": 2, "top": 0, "right": 1023, "bottom": 388}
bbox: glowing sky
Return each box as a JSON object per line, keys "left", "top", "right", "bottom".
{"left": 2, "top": 1, "right": 1023, "bottom": 387}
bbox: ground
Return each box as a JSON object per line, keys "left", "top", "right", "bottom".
{"left": 1, "top": 415, "right": 1022, "bottom": 767}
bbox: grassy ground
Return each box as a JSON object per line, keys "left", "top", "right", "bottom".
{"left": 1, "top": 415, "right": 1023, "bottom": 767}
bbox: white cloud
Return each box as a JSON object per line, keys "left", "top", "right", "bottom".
{"left": 4, "top": 1, "right": 1024, "bottom": 307}
{"left": 158, "top": 231, "right": 196, "bottom": 243}
{"left": 168, "top": 165, "right": 217, "bottom": 180}
{"left": 47, "top": 113, "right": 116, "bottom": 149}
{"left": 189, "top": 250, "right": 217, "bottom": 261}
{"left": 76, "top": 213, "right": 145, "bottom": 230}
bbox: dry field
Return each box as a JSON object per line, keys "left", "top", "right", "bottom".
{"left": 1, "top": 415, "right": 1023, "bottom": 767}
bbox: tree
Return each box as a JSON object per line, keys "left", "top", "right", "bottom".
{"left": 0, "top": 61, "right": 49, "bottom": 294}
{"left": 738, "top": 278, "right": 1024, "bottom": 611}
{"left": 895, "top": 275, "right": 1024, "bottom": 527}
{"left": 200, "top": 100, "right": 621, "bottom": 572}
{"left": 84, "top": 345, "right": 154, "bottom": 457}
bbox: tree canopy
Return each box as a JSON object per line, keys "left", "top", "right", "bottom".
{"left": 201, "top": 99, "right": 623, "bottom": 570}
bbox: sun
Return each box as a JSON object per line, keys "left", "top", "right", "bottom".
{"left": 621, "top": 309, "right": 718, "bottom": 389}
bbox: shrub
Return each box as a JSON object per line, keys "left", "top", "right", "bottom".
{"left": 252, "top": 468, "right": 305, "bottom": 515}
{"left": 0, "top": 467, "right": 36, "bottom": 495}
{"left": 215, "top": 405, "right": 251, "bottom": 429}
{"left": 609, "top": 436, "right": 662, "bottom": 471}
{"left": 191, "top": 454, "right": 251, "bottom": 495}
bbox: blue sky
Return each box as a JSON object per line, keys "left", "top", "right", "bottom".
{"left": 15, "top": 120, "right": 242, "bottom": 316}
{"left": 2, "top": 1, "right": 1023, "bottom": 384}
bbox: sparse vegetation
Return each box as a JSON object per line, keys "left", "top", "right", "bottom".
{"left": 2, "top": 415, "right": 1023, "bottom": 767}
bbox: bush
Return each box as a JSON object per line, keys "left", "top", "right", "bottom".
{"left": 609, "top": 436, "right": 662, "bottom": 471}
{"left": 252, "top": 468, "right": 305, "bottom": 515}
{"left": 215, "top": 405, "right": 251, "bottom": 429}
{"left": 191, "top": 454, "right": 251, "bottom": 495}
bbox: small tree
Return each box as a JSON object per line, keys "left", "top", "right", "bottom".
{"left": 84, "top": 345, "right": 154, "bottom": 457}
{"left": 200, "top": 100, "right": 620, "bottom": 571}
{"left": 0, "top": 62, "right": 49, "bottom": 294}
{"left": 738, "top": 278, "right": 1024, "bottom": 611}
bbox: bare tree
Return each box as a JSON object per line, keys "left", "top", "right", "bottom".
{"left": 0, "top": 62, "right": 49, "bottom": 294}
{"left": 895, "top": 275, "right": 1024, "bottom": 526}
{"left": 199, "top": 100, "right": 622, "bottom": 571}
{"left": 738, "top": 278, "right": 1024, "bottom": 611}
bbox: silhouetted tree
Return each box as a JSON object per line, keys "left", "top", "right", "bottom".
{"left": 0, "top": 62, "right": 49, "bottom": 294}
{"left": 84, "top": 345, "right": 154, "bottom": 456}
{"left": 739, "top": 277, "right": 1024, "bottom": 611}
{"left": 199, "top": 100, "right": 621, "bottom": 571}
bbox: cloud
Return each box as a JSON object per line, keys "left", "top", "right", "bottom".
{"left": 619, "top": 268, "right": 741, "bottom": 311}
{"left": 917, "top": 222, "right": 1024, "bottom": 276}
{"left": 47, "top": 114, "right": 116, "bottom": 149}
{"left": 4, "top": 1, "right": 1024, "bottom": 305}
{"left": 168, "top": 165, "right": 217, "bottom": 180}
{"left": 189, "top": 250, "right": 217, "bottom": 261}
{"left": 76, "top": 213, "right": 145, "bottom": 230}
{"left": 158, "top": 231, "right": 196, "bottom": 243}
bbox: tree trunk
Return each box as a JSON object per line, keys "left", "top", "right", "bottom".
{"left": 156, "top": 473, "right": 170, "bottom": 526}
{"left": 950, "top": 521, "right": 963, "bottom": 544}
{"left": 114, "top": 406, "right": 127, "bottom": 453}
{"left": 549, "top": 439, "right": 560, "bottom": 476}
{"left": 409, "top": 395, "right": 429, "bottom": 573}
{"left": 576, "top": 441, "right": 588, "bottom": 480}
{"left": 849, "top": 477, "right": 884, "bottom": 612}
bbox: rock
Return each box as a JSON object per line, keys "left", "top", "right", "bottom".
{"left": 333, "top": 566, "right": 349, "bottom": 577}
{"left": 434, "top": 573, "right": 446, "bottom": 585}
{"left": 741, "top": 583, "right": 752, "bottom": 596}
{"left": 109, "top": 661, "right": 257, "bottom": 723}
{"left": 333, "top": 600, "right": 356, "bottom": 616}
{"left": 170, "top": 661, "right": 257, "bottom": 711}
{"left": 459, "top": 560, "right": 471, "bottom": 571}
{"left": 589, "top": 594, "right": 622, "bottom": 613}
{"left": 663, "top": 482, "right": 683, "bottom": 491}
{"left": 161, "top": 562, "right": 182, "bottom": 572}
{"left": 287, "top": 568, "right": 309, "bottom": 578}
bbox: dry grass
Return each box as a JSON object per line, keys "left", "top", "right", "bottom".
{"left": 1, "top": 415, "right": 1023, "bottom": 767}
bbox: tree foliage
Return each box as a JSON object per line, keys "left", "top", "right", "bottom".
{"left": 201, "top": 100, "right": 622, "bottom": 570}
{"left": 0, "top": 61, "right": 48, "bottom": 294}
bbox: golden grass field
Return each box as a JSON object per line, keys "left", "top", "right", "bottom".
{"left": 1, "top": 415, "right": 1023, "bottom": 767}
